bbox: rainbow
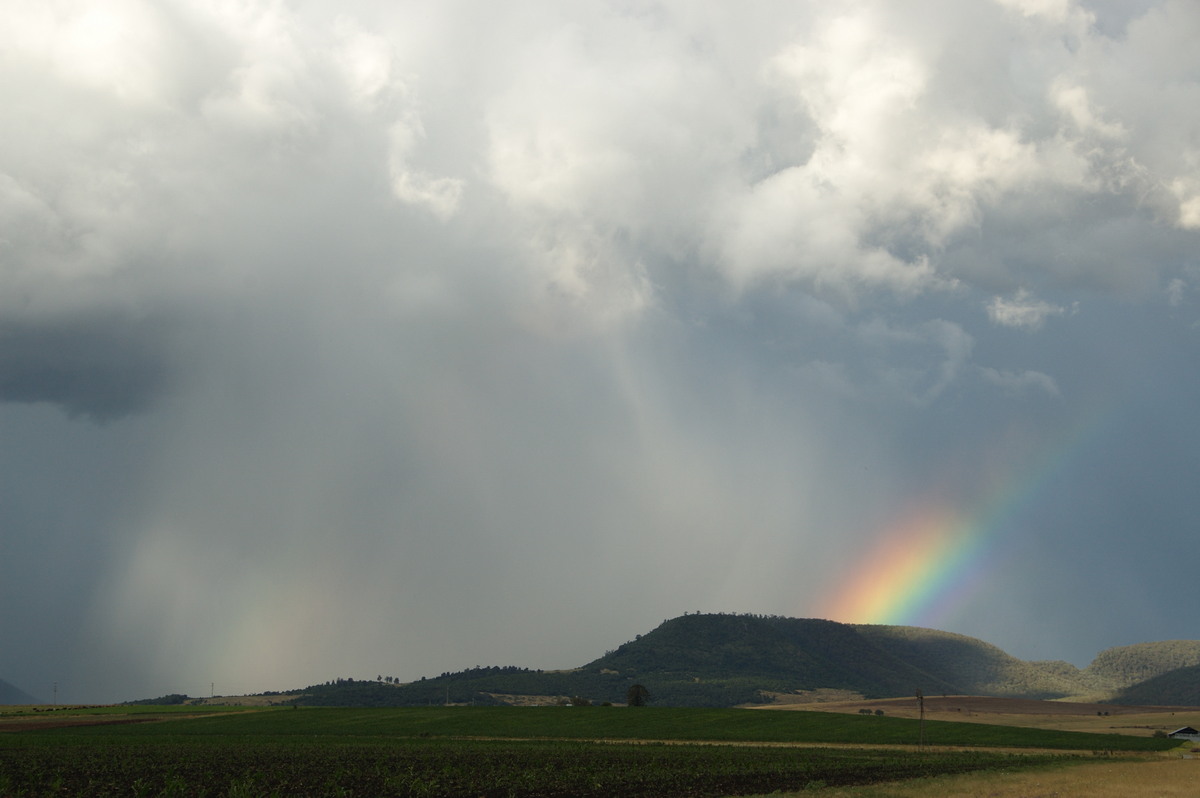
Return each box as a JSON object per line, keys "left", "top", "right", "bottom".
{"left": 816, "top": 502, "right": 989, "bottom": 627}
{"left": 816, "top": 404, "right": 1110, "bottom": 628}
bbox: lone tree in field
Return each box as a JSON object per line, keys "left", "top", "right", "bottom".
{"left": 626, "top": 684, "right": 650, "bottom": 707}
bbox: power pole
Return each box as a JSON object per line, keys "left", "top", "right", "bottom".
{"left": 916, "top": 689, "right": 925, "bottom": 752}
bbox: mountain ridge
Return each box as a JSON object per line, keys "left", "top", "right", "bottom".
{"left": 0, "top": 678, "right": 42, "bottom": 705}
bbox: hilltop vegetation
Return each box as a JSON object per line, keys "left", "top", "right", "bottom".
{"left": 290, "top": 669, "right": 635, "bottom": 708}
{"left": 587, "top": 614, "right": 958, "bottom": 697}
{"left": 1107, "top": 662, "right": 1200, "bottom": 706}
{"left": 850, "top": 625, "right": 1107, "bottom": 699}
{"left": 1085, "top": 641, "right": 1200, "bottom": 687}
{"left": 123, "top": 613, "right": 1200, "bottom": 708}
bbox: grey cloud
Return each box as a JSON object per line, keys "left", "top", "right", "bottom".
{"left": 1166, "top": 278, "right": 1186, "bottom": 307}
{"left": 1080, "top": 0, "right": 1161, "bottom": 37}
{"left": 977, "top": 366, "right": 1061, "bottom": 397}
{"left": 0, "top": 315, "right": 172, "bottom": 420}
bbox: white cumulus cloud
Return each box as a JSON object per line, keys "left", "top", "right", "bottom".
{"left": 987, "top": 290, "right": 1070, "bottom": 330}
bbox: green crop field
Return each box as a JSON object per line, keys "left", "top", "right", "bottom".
{"left": 0, "top": 706, "right": 1176, "bottom": 796}
{"left": 45, "top": 705, "right": 1173, "bottom": 750}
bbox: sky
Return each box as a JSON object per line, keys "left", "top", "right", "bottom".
{"left": 2, "top": 0, "right": 1198, "bottom": 704}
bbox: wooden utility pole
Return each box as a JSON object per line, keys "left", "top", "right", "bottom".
{"left": 916, "top": 689, "right": 925, "bottom": 751}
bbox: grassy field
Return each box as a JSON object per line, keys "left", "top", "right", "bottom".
{"left": 0, "top": 704, "right": 1184, "bottom": 796}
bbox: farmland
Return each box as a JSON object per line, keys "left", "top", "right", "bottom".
{"left": 0, "top": 705, "right": 1182, "bottom": 796}
{"left": 753, "top": 694, "right": 1200, "bottom": 736}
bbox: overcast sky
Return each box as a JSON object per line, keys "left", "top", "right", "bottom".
{"left": 3, "top": 0, "right": 1198, "bottom": 703}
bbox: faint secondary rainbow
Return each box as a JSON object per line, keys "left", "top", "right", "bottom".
{"left": 817, "top": 404, "right": 1111, "bottom": 628}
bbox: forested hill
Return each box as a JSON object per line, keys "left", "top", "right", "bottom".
{"left": 850, "top": 625, "right": 1105, "bottom": 699}
{"left": 1085, "top": 641, "right": 1200, "bottom": 686}
{"left": 1096, "top": 642, "right": 1200, "bottom": 706}
{"left": 1108, "top": 662, "right": 1200, "bottom": 706}
{"left": 137, "top": 613, "right": 1200, "bottom": 708}
{"left": 584, "top": 614, "right": 958, "bottom": 698}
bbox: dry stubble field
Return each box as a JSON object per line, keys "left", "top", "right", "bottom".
{"left": 750, "top": 695, "right": 1200, "bottom": 796}
{"left": 754, "top": 694, "right": 1200, "bottom": 736}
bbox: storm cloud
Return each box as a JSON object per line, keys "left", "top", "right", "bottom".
{"left": 2, "top": 0, "right": 1199, "bottom": 702}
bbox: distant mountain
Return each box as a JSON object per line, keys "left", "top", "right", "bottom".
{"left": 139, "top": 614, "right": 1200, "bottom": 708}
{"left": 0, "top": 678, "right": 42, "bottom": 705}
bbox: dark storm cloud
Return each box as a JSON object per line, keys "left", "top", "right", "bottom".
{"left": 0, "top": 315, "right": 171, "bottom": 420}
